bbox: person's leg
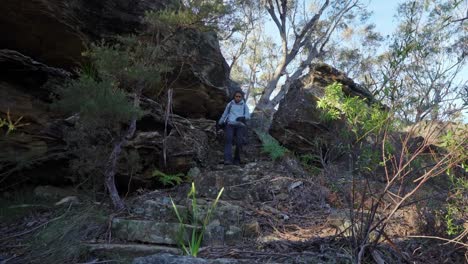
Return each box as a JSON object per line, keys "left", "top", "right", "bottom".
{"left": 234, "top": 125, "right": 246, "bottom": 164}
{"left": 224, "top": 125, "right": 234, "bottom": 164}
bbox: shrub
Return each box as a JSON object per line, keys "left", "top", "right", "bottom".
{"left": 53, "top": 15, "right": 176, "bottom": 209}
{"left": 257, "top": 131, "right": 287, "bottom": 160}
{"left": 317, "top": 82, "right": 466, "bottom": 262}
{"left": 445, "top": 164, "right": 468, "bottom": 236}
{"left": 150, "top": 169, "right": 184, "bottom": 186}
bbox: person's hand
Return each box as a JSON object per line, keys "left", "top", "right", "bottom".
{"left": 236, "top": 117, "right": 246, "bottom": 123}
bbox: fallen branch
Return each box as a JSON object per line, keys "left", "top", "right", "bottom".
{"left": 408, "top": 235, "right": 468, "bottom": 247}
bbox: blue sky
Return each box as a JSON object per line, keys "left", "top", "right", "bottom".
{"left": 254, "top": 0, "right": 468, "bottom": 122}
{"left": 367, "top": 0, "right": 400, "bottom": 36}
{"left": 369, "top": 0, "right": 467, "bottom": 123}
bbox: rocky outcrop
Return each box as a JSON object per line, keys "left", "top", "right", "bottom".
{"left": 0, "top": 0, "right": 232, "bottom": 186}
{"left": 0, "top": 0, "right": 231, "bottom": 118}
{"left": 270, "top": 63, "right": 375, "bottom": 154}
{"left": 133, "top": 254, "right": 249, "bottom": 264}
{"left": 1, "top": 0, "right": 175, "bottom": 69}
{"left": 0, "top": 50, "right": 71, "bottom": 184}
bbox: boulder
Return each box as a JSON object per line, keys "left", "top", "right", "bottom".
{"left": 86, "top": 243, "right": 181, "bottom": 260}
{"left": 0, "top": 0, "right": 175, "bottom": 69}
{"left": 0, "top": 0, "right": 231, "bottom": 119}
{"left": 0, "top": 1, "right": 232, "bottom": 185}
{"left": 133, "top": 254, "right": 249, "bottom": 264}
{"left": 270, "top": 63, "right": 375, "bottom": 154}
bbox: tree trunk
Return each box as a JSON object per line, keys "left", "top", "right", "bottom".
{"left": 250, "top": 101, "right": 276, "bottom": 132}
{"left": 104, "top": 139, "right": 126, "bottom": 211}
{"left": 103, "top": 89, "right": 141, "bottom": 210}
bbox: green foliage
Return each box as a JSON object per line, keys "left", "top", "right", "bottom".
{"left": 171, "top": 183, "right": 224, "bottom": 257}
{"left": 440, "top": 128, "right": 468, "bottom": 159}
{"left": 356, "top": 146, "right": 381, "bottom": 172}
{"left": 145, "top": 0, "right": 237, "bottom": 31}
{"left": 445, "top": 204, "right": 463, "bottom": 236}
{"left": 373, "top": 0, "right": 467, "bottom": 123}
{"left": 299, "top": 153, "right": 322, "bottom": 175}
{"left": 317, "top": 82, "right": 394, "bottom": 174}
{"left": 54, "top": 37, "right": 169, "bottom": 129}
{"left": 54, "top": 25, "right": 174, "bottom": 189}
{"left": 146, "top": 9, "right": 200, "bottom": 29}
{"left": 317, "top": 82, "right": 392, "bottom": 141}
{"left": 257, "top": 132, "right": 287, "bottom": 161}
{"left": 150, "top": 169, "right": 184, "bottom": 186}
{"left": 444, "top": 165, "right": 468, "bottom": 236}
{"left": 55, "top": 75, "right": 141, "bottom": 129}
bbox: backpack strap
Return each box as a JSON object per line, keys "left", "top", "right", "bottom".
{"left": 223, "top": 101, "right": 232, "bottom": 123}
{"left": 243, "top": 101, "right": 246, "bottom": 116}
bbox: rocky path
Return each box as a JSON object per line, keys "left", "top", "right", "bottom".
{"left": 84, "top": 131, "right": 347, "bottom": 263}
{"left": 0, "top": 128, "right": 352, "bottom": 264}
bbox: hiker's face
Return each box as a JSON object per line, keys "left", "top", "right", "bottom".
{"left": 234, "top": 94, "right": 242, "bottom": 103}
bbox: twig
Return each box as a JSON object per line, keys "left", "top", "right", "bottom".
{"left": 1, "top": 254, "right": 18, "bottom": 263}
{"left": 408, "top": 235, "right": 468, "bottom": 247}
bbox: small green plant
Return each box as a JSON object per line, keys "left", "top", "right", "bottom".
{"left": 299, "top": 153, "right": 322, "bottom": 175}
{"left": 445, "top": 204, "right": 463, "bottom": 236}
{"left": 0, "top": 109, "right": 29, "bottom": 135}
{"left": 445, "top": 165, "right": 468, "bottom": 236}
{"left": 145, "top": 0, "right": 236, "bottom": 31}
{"left": 257, "top": 131, "right": 287, "bottom": 160}
{"left": 317, "top": 82, "right": 392, "bottom": 141}
{"left": 150, "top": 169, "right": 184, "bottom": 186}
{"left": 171, "top": 182, "right": 224, "bottom": 257}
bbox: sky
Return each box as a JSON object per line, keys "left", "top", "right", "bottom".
{"left": 260, "top": 0, "right": 468, "bottom": 123}
{"left": 365, "top": 0, "right": 467, "bottom": 123}
{"left": 367, "top": 0, "right": 400, "bottom": 36}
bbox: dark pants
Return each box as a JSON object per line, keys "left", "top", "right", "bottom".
{"left": 224, "top": 124, "right": 247, "bottom": 164}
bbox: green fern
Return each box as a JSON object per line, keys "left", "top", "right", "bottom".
{"left": 151, "top": 169, "right": 184, "bottom": 186}
{"left": 257, "top": 132, "right": 287, "bottom": 161}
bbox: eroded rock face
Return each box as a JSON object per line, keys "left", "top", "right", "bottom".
{"left": 0, "top": 1, "right": 231, "bottom": 185}
{"left": 0, "top": 0, "right": 231, "bottom": 119}
{"left": 0, "top": 0, "right": 173, "bottom": 69}
{"left": 270, "top": 63, "right": 374, "bottom": 154}
{"left": 0, "top": 50, "right": 71, "bottom": 184}
{"left": 165, "top": 29, "right": 231, "bottom": 119}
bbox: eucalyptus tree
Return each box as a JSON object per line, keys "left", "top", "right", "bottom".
{"left": 369, "top": 0, "right": 467, "bottom": 123}
{"left": 222, "top": 0, "right": 377, "bottom": 129}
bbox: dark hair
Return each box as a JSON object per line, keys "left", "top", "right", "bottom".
{"left": 232, "top": 90, "right": 244, "bottom": 100}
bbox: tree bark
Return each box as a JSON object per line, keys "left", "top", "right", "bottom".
{"left": 103, "top": 88, "right": 141, "bottom": 210}
{"left": 253, "top": 0, "right": 332, "bottom": 131}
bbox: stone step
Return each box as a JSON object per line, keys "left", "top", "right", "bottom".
{"left": 133, "top": 253, "right": 252, "bottom": 264}
{"left": 112, "top": 219, "right": 182, "bottom": 245}
{"left": 112, "top": 218, "right": 244, "bottom": 247}
{"left": 86, "top": 243, "right": 181, "bottom": 260}
{"left": 129, "top": 196, "right": 245, "bottom": 228}
{"left": 195, "top": 162, "right": 297, "bottom": 202}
